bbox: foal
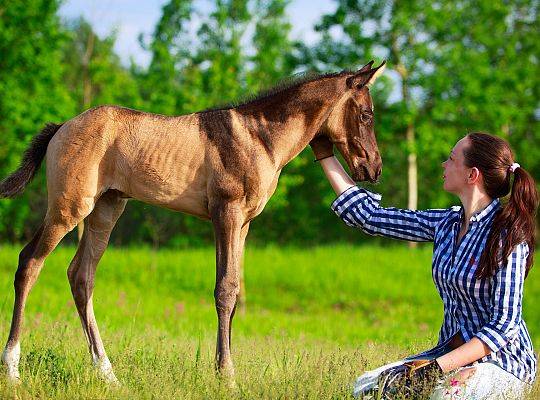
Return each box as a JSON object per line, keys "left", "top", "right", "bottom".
{"left": 0, "top": 61, "right": 385, "bottom": 383}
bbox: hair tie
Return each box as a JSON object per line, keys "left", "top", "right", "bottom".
{"left": 509, "top": 162, "right": 520, "bottom": 173}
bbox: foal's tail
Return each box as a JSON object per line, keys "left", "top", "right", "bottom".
{"left": 0, "top": 123, "right": 63, "bottom": 198}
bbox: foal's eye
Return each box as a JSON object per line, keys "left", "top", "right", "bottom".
{"left": 359, "top": 112, "right": 372, "bottom": 124}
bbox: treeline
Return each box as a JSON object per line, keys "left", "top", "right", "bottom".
{"left": 0, "top": 0, "right": 538, "bottom": 247}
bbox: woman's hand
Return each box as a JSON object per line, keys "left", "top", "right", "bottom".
{"left": 378, "top": 359, "right": 444, "bottom": 399}
{"left": 436, "top": 337, "right": 491, "bottom": 373}
{"left": 309, "top": 136, "right": 334, "bottom": 161}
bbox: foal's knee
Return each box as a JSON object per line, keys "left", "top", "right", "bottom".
{"left": 214, "top": 284, "right": 239, "bottom": 314}
{"left": 18, "top": 245, "right": 34, "bottom": 267}
{"left": 67, "top": 259, "right": 89, "bottom": 294}
{"left": 68, "top": 270, "right": 89, "bottom": 294}
{"left": 13, "top": 267, "right": 28, "bottom": 292}
{"left": 13, "top": 256, "right": 38, "bottom": 292}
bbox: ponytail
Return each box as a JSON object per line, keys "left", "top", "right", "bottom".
{"left": 476, "top": 166, "right": 539, "bottom": 278}
{"left": 463, "top": 132, "right": 539, "bottom": 279}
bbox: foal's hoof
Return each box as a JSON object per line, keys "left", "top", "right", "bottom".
{"left": 220, "top": 375, "right": 237, "bottom": 391}
{"left": 217, "top": 366, "right": 237, "bottom": 389}
{"left": 6, "top": 375, "right": 21, "bottom": 386}
{"left": 1, "top": 364, "right": 21, "bottom": 386}
{"left": 103, "top": 372, "right": 120, "bottom": 386}
{"left": 3, "top": 370, "right": 21, "bottom": 386}
{"left": 225, "top": 375, "right": 237, "bottom": 390}
{"left": 94, "top": 358, "right": 120, "bottom": 386}
{"left": 98, "top": 369, "right": 120, "bottom": 387}
{"left": 2, "top": 345, "right": 21, "bottom": 385}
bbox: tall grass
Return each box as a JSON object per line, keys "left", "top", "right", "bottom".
{"left": 0, "top": 244, "right": 538, "bottom": 398}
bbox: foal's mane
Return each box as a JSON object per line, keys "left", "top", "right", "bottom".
{"left": 202, "top": 70, "right": 352, "bottom": 113}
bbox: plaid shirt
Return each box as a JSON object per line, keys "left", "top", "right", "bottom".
{"left": 331, "top": 186, "right": 537, "bottom": 384}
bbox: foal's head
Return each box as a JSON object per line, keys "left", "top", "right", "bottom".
{"left": 320, "top": 61, "right": 385, "bottom": 183}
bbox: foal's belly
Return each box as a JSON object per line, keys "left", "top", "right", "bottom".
{"left": 112, "top": 140, "right": 211, "bottom": 219}
{"left": 129, "top": 185, "right": 210, "bottom": 219}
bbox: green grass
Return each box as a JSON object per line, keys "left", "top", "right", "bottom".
{"left": 0, "top": 244, "right": 538, "bottom": 399}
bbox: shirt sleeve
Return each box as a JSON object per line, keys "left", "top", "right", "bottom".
{"left": 474, "top": 242, "right": 528, "bottom": 353}
{"left": 330, "top": 186, "right": 450, "bottom": 242}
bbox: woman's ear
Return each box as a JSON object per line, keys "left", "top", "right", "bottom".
{"left": 468, "top": 167, "right": 481, "bottom": 184}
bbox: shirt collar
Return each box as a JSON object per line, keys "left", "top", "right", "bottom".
{"left": 464, "top": 198, "right": 500, "bottom": 224}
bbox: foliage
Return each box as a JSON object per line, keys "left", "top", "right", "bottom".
{"left": 0, "top": 0, "right": 538, "bottom": 246}
{"left": 62, "top": 17, "right": 142, "bottom": 111}
{"left": 313, "top": 0, "right": 540, "bottom": 210}
{"left": 0, "top": 0, "right": 75, "bottom": 241}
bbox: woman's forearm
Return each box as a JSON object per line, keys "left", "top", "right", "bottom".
{"left": 436, "top": 337, "right": 491, "bottom": 372}
{"left": 319, "top": 156, "right": 356, "bottom": 195}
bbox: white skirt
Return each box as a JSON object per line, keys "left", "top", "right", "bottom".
{"left": 353, "top": 359, "right": 531, "bottom": 399}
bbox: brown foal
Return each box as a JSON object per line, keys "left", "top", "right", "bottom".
{"left": 0, "top": 61, "right": 385, "bottom": 383}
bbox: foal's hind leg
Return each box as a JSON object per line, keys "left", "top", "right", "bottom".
{"left": 66, "top": 191, "right": 126, "bottom": 383}
{"left": 2, "top": 213, "right": 81, "bottom": 382}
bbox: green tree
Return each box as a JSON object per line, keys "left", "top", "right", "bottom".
{"left": 61, "top": 17, "right": 143, "bottom": 240}
{"left": 418, "top": 0, "right": 540, "bottom": 206}
{"left": 195, "top": 0, "right": 250, "bottom": 109}
{"left": 0, "top": 0, "right": 75, "bottom": 242}
{"left": 62, "top": 17, "right": 141, "bottom": 111}
{"left": 314, "top": 1, "right": 441, "bottom": 224}
{"left": 135, "top": 0, "right": 197, "bottom": 115}
{"left": 247, "top": 0, "right": 295, "bottom": 89}
{"left": 314, "top": 0, "right": 539, "bottom": 216}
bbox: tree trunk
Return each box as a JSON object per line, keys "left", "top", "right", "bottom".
{"left": 406, "top": 123, "right": 418, "bottom": 249}
{"left": 77, "top": 29, "right": 95, "bottom": 242}
{"left": 391, "top": 31, "right": 418, "bottom": 248}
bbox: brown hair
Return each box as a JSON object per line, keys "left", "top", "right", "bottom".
{"left": 463, "top": 132, "right": 539, "bottom": 278}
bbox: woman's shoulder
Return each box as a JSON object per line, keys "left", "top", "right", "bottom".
{"left": 433, "top": 205, "right": 461, "bottom": 220}
{"left": 426, "top": 205, "right": 461, "bottom": 230}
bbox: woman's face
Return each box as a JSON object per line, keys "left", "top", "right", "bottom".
{"left": 442, "top": 137, "right": 471, "bottom": 195}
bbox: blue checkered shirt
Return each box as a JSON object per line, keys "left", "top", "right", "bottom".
{"left": 331, "top": 186, "right": 537, "bottom": 384}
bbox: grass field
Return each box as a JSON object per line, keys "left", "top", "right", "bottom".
{"left": 0, "top": 244, "right": 538, "bottom": 399}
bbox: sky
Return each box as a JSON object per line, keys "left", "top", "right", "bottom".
{"left": 58, "top": 0, "right": 337, "bottom": 68}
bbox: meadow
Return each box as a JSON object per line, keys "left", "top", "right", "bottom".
{"left": 0, "top": 244, "right": 538, "bottom": 399}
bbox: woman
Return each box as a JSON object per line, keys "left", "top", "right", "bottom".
{"left": 311, "top": 132, "right": 538, "bottom": 399}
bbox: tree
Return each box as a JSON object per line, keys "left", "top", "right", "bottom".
{"left": 312, "top": 0, "right": 539, "bottom": 217}
{"left": 418, "top": 0, "right": 540, "bottom": 206}
{"left": 136, "top": 0, "right": 196, "bottom": 115}
{"left": 62, "top": 18, "right": 141, "bottom": 111}
{"left": 0, "top": 0, "right": 75, "bottom": 242}
{"left": 247, "top": 0, "right": 295, "bottom": 89}
{"left": 62, "top": 17, "right": 142, "bottom": 240}
{"left": 195, "top": 0, "right": 251, "bottom": 109}
{"left": 314, "top": 1, "right": 439, "bottom": 234}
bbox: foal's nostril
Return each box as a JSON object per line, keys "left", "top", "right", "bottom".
{"left": 376, "top": 165, "right": 382, "bottom": 179}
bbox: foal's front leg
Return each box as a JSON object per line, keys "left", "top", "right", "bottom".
{"left": 211, "top": 203, "right": 245, "bottom": 379}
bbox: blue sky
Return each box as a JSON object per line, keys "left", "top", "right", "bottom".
{"left": 58, "top": 0, "right": 337, "bottom": 67}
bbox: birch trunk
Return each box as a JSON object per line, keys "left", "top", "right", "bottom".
{"left": 77, "top": 30, "right": 95, "bottom": 241}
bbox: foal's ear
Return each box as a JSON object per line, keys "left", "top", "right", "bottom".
{"left": 358, "top": 60, "right": 375, "bottom": 73}
{"left": 346, "top": 60, "right": 387, "bottom": 89}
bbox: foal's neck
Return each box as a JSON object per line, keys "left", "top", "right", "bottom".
{"left": 237, "top": 77, "right": 346, "bottom": 168}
